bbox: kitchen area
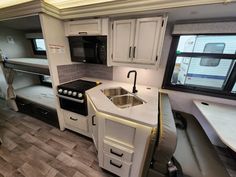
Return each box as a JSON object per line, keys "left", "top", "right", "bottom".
{"left": 0, "top": 1, "right": 236, "bottom": 177}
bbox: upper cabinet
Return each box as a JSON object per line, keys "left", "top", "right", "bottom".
{"left": 65, "top": 18, "right": 109, "bottom": 36}
{"left": 110, "top": 16, "right": 167, "bottom": 69}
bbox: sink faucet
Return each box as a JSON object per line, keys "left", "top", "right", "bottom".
{"left": 127, "top": 70, "right": 138, "bottom": 93}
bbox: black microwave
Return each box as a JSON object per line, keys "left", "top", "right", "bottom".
{"left": 68, "top": 36, "right": 107, "bottom": 65}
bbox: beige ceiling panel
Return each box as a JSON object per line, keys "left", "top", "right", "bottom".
{"left": 0, "top": 0, "right": 33, "bottom": 9}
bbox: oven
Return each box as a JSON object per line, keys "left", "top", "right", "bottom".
{"left": 57, "top": 79, "right": 99, "bottom": 116}
{"left": 58, "top": 96, "right": 88, "bottom": 116}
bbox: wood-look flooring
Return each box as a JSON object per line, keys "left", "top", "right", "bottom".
{"left": 0, "top": 100, "right": 115, "bottom": 177}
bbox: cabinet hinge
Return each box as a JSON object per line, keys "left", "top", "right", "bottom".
{"left": 156, "top": 56, "right": 158, "bottom": 61}
{"left": 161, "top": 20, "right": 164, "bottom": 27}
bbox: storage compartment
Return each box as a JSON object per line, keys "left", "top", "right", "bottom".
{"left": 65, "top": 19, "right": 103, "bottom": 36}
{"left": 105, "top": 119, "right": 136, "bottom": 147}
{"left": 104, "top": 140, "right": 134, "bottom": 162}
{"left": 103, "top": 154, "right": 131, "bottom": 177}
{"left": 63, "top": 110, "right": 88, "bottom": 132}
{"left": 16, "top": 96, "right": 59, "bottom": 127}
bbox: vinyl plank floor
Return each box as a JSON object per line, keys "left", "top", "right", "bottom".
{"left": 0, "top": 99, "right": 115, "bottom": 177}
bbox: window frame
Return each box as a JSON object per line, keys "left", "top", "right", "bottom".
{"left": 31, "top": 38, "right": 46, "bottom": 56}
{"left": 162, "top": 35, "right": 236, "bottom": 100}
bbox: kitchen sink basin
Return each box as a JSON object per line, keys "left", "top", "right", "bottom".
{"left": 102, "top": 87, "right": 129, "bottom": 98}
{"left": 110, "top": 94, "right": 144, "bottom": 109}
{"left": 102, "top": 87, "right": 145, "bottom": 109}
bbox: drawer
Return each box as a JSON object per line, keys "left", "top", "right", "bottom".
{"left": 103, "top": 154, "right": 131, "bottom": 177}
{"left": 63, "top": 110, "right": 88, "bottom": 132}
{"left": 104, "top": 140, "right": 133, "bottom": 162}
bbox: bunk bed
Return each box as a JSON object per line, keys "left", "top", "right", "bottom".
{"left": 3, "top": 58, "right": 50, "bottom": 75}
{"left": 1, "top": 58, "right": 59, "bottom": 127}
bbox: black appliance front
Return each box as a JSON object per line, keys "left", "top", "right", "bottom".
{"left": 59, "top": 97, "right": 88, "bottom": 116}
{"left": 68, "top": 36, "right": 107, "bottom": 64}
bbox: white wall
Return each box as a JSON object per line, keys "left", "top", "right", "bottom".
{"left": 40, "top": 13, "right": 72, "bottom": 130}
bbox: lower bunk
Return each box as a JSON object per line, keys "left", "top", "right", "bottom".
{"left": 15, "top": 85, "right": 59, "bottom": 128}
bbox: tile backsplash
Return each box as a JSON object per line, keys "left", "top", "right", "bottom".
{"left": 57, "top": 63, "right": 113, "bottom": 83}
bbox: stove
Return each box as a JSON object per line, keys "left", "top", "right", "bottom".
{"left": 57, "top": 79, "right": 100, "bottom": 115}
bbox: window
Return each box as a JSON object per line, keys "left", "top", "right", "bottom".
{"left": 31, "top": 38, "right": 46, "bottom": 55}
{"left": 163, "top": 35, "right": 236, "bottom": 99}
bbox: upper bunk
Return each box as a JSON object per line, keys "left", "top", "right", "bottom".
{"left": 3, "top": 58, "right": 50, "bottom": 75}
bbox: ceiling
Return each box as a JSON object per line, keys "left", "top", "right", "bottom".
{"left": 0, "top": 0, "right": 33, "bottom": 9}
{"left": 44, "top": 0, "right": 120, "bottom": 9}
{"left": 0, "top": 0, "right": 122, "bottom": 9}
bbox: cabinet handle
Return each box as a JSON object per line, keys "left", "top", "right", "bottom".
{"left": 92, "top": 115, "right": 96, "bottom": 126}
{"left": 110, "top": 160, "right": 122, "bottom": 168}
{"left": 110, "top": 149, "right": 123, "bottom": 157}
{"left": 129, "top": 47, "right": 132, "bottom": 58}
{"left": 133, "top": 46, "right": 136, "bottom": 58}
{"left": 78, "top": 32, "right": 88, "bottom": 35}
{"left": 70, "top": 117, "right": 78, "bottom": 121}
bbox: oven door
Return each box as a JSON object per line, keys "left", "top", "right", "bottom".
{"left": 59, "top": 97, "right": 88, "bottom": 116}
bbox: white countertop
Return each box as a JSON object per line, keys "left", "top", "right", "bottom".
{"left": 85, "top": 78, "right": 159, "bottom": 127}
{"left": 194, "top": 100, "right": 236, "bottom": 152}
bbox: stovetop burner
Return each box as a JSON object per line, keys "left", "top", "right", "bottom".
{"left": 59, "top": 80, "right": 98, "bottom": 91}
{"left": 57, "top": 79, "right": 100, "bottom": 99}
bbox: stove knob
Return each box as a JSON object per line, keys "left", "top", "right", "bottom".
{"left": 78, "top": 93, "right": 83, "bottom": 98}
{"left": 68, "top": 91, "right": 72, "bottom": 95}
{"left": 72, "top": 92, "right": 77, "bottom": 97}
{"left": 63, "top": 90, "right": 68, "bottom": 94}
{"left": 58, "top": 89, "right": 63, "bottom": 93}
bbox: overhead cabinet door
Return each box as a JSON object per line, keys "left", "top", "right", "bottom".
{"left": 112, "top": 20, "right": 135, "bottom": 62}
{"left": 133, "top": 17, "right": 163, "bottom": 64}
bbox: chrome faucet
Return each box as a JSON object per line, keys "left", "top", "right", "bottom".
{"left": 127, "top": 70, "right": 138, "bottom": 93}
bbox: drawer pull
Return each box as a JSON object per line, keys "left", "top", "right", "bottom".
{"left": 110, "top": 149, "right": 123, "bottom": 157}
{"left": 78, "top": 32, "right": 88, "bottom": 35}
{"left": 92, "top": 115, "right": 96, "bottom": 126}
{"left": 110, "top": 160, "right": 122, "bottom": 168}
{"left": 70, "top": 117, "right": 78, "bottom": 121}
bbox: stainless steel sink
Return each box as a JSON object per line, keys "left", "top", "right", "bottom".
{"left": 110, "top": 94, "right": 144, "bottom": 109}
{"left": 102, "top": 87, "right": 129, "bottom": 98}
{"left": 101, "top": 87, "right": 145, "bottom": 109}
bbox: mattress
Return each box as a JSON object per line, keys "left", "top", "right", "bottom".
{"left": 5, "top": 58, "right": 48, "bottom": 68}
{"left": 15, "top": 85, "right": 56, "bottom": 109}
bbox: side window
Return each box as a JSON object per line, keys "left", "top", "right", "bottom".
{"left": 200, "top": 43, "right": 225, "bottom": 67}
{"left": 31, "top": 38, "right": 46, "bottom": 55}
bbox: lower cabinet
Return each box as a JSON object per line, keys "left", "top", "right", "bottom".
{"left": 86, "top": 100, "right": 153, "bottom": 177}
{"left": 88, "top": 101, "right": 98, "bottom": 150}
{"left": 16, "top": 96, "right": 59, "bottom": 127}
{"left": 97, "top": 113, "right": 153, "bottom": 177}
{"left": 63, "top": 109, "right": 90, "bottom": 137}
{"left": 103, "top": 154, "right": 132, "bottom": 177}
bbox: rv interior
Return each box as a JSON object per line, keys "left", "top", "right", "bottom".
{"left": 0, "top": 0, "right": 235, "bottom": 177}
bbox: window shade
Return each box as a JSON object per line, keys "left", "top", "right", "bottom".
{"left": 172, "top": 22, "right": 236, "bottom": 35}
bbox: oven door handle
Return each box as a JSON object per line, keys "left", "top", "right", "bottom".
{"left": 57, "top": 94, "right": 84, "bottom": 103}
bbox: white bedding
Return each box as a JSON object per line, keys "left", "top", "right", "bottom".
{"left": 15, "top": 85, "right": 56, "bottom": 109}
{"left": 6, "top": 58, "right": 48, "bottom": 69}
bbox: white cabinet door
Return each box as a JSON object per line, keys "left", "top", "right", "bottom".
{"left": 133, "top": 17, "right": 163, "bottom": 64}
{"left": 65, "top": 19, "right": 102, "bottom": 36}
{"left": 112, "top": 19, "right": 135, "bottom": 62}
{"left": 91, "top": 114, "right": 98, "bottom": 150}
